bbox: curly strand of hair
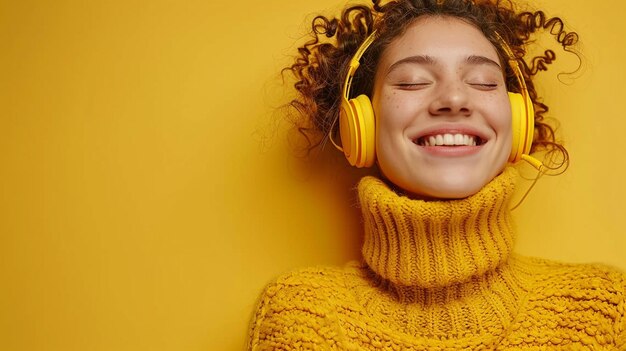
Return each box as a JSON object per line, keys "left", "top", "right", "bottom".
{"left": 520, "top": 11, "right": 579, "bottom": 51}
{"left": 529, "top": 49, "right": 556, "bottom": 75}
{"left": 341, "top": 5, "right": 373, "bottom": 35}
{"left": 282, "top": 16, "right": 335, "bottom": 153}
{"left": 372, "top": 0, "right": 384, "bottom": 12}
{"left": 545, "top": 17, "right": 578, "bottom": 48}
{"left": 312, "top": 16, "right": 338, "bottom": 37}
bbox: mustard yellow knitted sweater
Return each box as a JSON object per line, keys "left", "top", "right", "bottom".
{"left": 248, "top": 168, "right": 626, "bottom": 350}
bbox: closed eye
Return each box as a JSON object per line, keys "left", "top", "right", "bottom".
{"left": 395, "top": 83, "right": 431, "bottom": 90}
{"left": 469, "top": 83, "right": 498, "bottom": 90}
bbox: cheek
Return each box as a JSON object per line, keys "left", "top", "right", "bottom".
{"left": 373, "top": 91, "right": 406, "bottom": 168}
{"left": 374, "top": 90, "right": 421, "bottom": 135}
{"left": 499, "top": 101, "right": 513, "bottom": 137}
{"left": 374, "top": 92, "right": 395, "bottom": 141}
{"left": 484, "top": 94, "right": 513, "bottom": 136}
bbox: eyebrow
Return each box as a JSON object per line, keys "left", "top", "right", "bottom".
{"left": 386, "top": 54, "right": 502, "bottom": 75}
{"left": 386, "top": 55, "right": 437, "bottom": 75}
{"left": 466, "top": 55, "right": 502, "bottom": 70}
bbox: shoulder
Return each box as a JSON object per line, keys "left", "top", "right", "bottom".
{"left": 273, "top": 264, "right": 358, "bottom": 287}
{"left": 247, "top": 262, "right": 366, "bottom": 350}
{"left": 514, "top": 255, "right": 625, "bottom": 304}
{"left": 259, "top": 263, "right": 362, "bottom": 298}
{"left": 516, "top": 255, "right": 626, "bottom": 291}
{"left": 514, "top": 255, "right": 626, "bottom": 347}
{"left": 254, "top": 262, "right": 371, "bottom": 311}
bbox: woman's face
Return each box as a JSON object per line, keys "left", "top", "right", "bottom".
{"left": 372, "top": 16, "right": 512, "bottom": 199}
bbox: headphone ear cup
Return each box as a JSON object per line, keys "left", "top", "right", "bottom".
{"left": 353, "top": 94, "right": 376, "bottom": 167}
{"left": 508, "top": 92, "right": 534, "bottom": 163}
{"left": 339, "top": 98, "right": 358, "bottom": 166}
{"left": 339, "top": 94, "right": 376, "bottom": 167}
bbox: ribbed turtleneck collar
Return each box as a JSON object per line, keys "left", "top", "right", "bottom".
{"left": 358, "top": 167, "right": 517, "bottom": 289}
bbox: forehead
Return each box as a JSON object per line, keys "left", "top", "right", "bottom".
{"left": 378, "top": 16, "right": 500, "bottom": 69}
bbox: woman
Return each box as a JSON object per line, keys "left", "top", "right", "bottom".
{"left": 248, "top": 0, "right": 626, "bottom": 349}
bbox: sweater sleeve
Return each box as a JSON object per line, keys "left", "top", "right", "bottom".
{"left": 247, "top": 280, "right": 343, "bottom": 351}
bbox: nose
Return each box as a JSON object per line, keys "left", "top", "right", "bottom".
{"left": 428, "top": 80, "right": 472, "bottom": 117}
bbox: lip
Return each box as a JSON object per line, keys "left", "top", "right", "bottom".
{"left": 412, "top": 124, "right": 489, "bottom": 143}
{"left": 410, "top": 124, "right": 488, "bottom": 157}
{"left": 418, "top": 144, "right": 482, "bottom": 157}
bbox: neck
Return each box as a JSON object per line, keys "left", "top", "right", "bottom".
{"left": 358, "top": 168, "right": 518, "bottom": 289}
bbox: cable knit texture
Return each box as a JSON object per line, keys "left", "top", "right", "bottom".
{"left": 248, "top": 168, "right": 626, "bottom": 350}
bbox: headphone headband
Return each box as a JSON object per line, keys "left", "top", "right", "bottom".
{"left": 342, "top": 31, "right": 378, "bottom": 101}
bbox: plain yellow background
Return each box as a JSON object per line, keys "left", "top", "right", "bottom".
{"left": 1, "top": 0, "right": 624, "bottom": 350}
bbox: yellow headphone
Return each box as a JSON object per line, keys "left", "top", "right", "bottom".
{"left": 331, "top": 30, "right": 543, "bottom": 171}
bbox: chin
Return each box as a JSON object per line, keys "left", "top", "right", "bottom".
{"left": 421, "top": 182, "right": 484, "bottom": 199}
{"left": 394, "top": 166, "right": 506, "bottom": 200}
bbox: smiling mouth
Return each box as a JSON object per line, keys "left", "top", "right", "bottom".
{"left": 414, "top": 133, "right": 485, "bottom": 147}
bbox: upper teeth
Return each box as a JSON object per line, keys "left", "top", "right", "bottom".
{"left": 418, "top": 133, "right": 479, "bottom": 146}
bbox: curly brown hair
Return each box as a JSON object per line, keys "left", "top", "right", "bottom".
{"left": 283, "top": 0, "right": 578, "bottom": 170}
